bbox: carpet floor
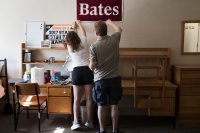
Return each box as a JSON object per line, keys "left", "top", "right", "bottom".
{"left": 0, "top": 113, "right": 200, "bottom": 133}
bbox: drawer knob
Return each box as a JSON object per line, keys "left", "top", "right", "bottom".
{"left": 64, "top": 88, "right": 66, "bottom": 94}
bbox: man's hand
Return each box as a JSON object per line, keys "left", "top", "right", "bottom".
{"left": 105, "top": 19, "right": 122, "bottom": 33}
{"left": 106, "top": 19, "right": 112, "bottom": 25}
{"left": 89, "top": 61, "right": 97, "bottom": 71}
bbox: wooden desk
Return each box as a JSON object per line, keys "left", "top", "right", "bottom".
{"left": 119, "top": 48, "right": 178, "bottom": 129}
{"left": 119, "top": 48, "right": 176, "bottom": 116}
{"left": 9, "top": 79, "right": 73, "bottom": 130}
{"left": 9, "top": 79, "right": 73, "bottom": 115}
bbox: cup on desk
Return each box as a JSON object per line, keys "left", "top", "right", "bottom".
{"left": 24, "top": 52, "right": 32, "bottom": 62}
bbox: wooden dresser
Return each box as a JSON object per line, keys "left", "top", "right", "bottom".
{"left": 172, "top": 65, "right": 200, "bottom": 126}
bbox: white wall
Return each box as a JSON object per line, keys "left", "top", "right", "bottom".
{"left": 1, "top": 0, "right": 200, "bottom": 77}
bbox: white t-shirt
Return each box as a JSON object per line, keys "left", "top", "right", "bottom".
{"left": 67, "top": 36, "right": 90, "bottom": 69}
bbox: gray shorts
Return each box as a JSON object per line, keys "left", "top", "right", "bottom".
{"left": 93, "top": 76, "right": 122, "bottom": 106}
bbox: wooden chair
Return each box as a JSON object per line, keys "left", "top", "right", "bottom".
{"left": 120, "top": 48, "right": 170, "bottom": 80}
{"left": 15, "top": 83, "right": 48, "bottom": 132}
{"left": 132, "top": 57, "right": 166, "bottom": 112}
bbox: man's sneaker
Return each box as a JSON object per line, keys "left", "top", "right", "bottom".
{"left": 85, "top": 121, "right": 94, "bottom": 128}
{"left": 71, "top": 122, "right": 81, "bottom": 130}
{"left": 112, "top": 129, "right": 120, "bottom": 133}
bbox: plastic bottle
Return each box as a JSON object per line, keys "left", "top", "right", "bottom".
{"left": 26, "top": 71, "right": 31, "bottom": 82}
{"left": 23, "top": 71, "right": 31, "bottom": 82}
{"left": 50, "top": 69, "right": 56, "bottom": 81}
{"left": 23, "top": 72, "right": 27, "bottom": 82}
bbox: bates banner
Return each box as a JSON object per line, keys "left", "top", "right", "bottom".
{"left": 77, "top": 0, "right": 122, "bottom": 21}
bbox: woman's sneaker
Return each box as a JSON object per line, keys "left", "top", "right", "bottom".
{"left": 71, "top": 122, "right": 81, "bottom": 130}
{"left": 84, "top": 121, "right": 94, "bottom": 128}
{"left": 96, "top": 130, "right": 106, "bottom": 133}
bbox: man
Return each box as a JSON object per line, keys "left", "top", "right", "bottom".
{"left": 89, "top": 19, "right": 122, "bottom": 133}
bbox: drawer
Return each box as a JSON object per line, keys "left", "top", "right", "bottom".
{"left": 48, "top": 87, "right": 71, "bottom": 96}
{"left": 179, "top": 96, "right": 200, "bottom": 108}
{"left": 39, "top": 87, "right": 48, "bottom": 96}
{"left": 181, "top": 79, "right": 200, "bottom": 85}
{"left": 150, "top": 98, "right": 175, "bottom": 116}
{"left": 182, "top": 70, "right": 200, "bottom": 79}
{"left": 180, "top": 87, "right": 200, "bottom": 96}
{"left": 48, "top": 97, "right": 72, "bottom": 114}
{"left": 123, "top": 88, "right": 134, "bottom": 95}
{"left": 181, "top": 84, "right": 200, "bottom": 88}
{"left": 179, "top": 108, "right": 200, "bottom": 119}
{"left": 177, "top": 119, "right": 200, "bottom": 127}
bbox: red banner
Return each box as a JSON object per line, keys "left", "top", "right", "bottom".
{"left": 77, "top": 0, "right": 122, "bottom": 21}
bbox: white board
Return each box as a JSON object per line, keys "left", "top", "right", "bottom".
{"left": 25, "top": 21, "right": 44, "bottom": 48}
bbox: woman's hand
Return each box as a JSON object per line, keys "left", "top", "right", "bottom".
{"left": 63, "top": 40, "right": 67, "bottom": 49}
{"left": 75, "top": 20, "right": 81, "bottom": 26}
{"left": 75, "top": 20, "right": 86, "bottom": 36}
{"left": 71, "top": 22, "right": 77, "bottom": 30}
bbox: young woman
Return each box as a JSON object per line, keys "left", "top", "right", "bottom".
{"left": 64, "top": 20, "right": 93, "bottom": 130}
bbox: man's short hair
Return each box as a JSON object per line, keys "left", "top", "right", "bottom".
{"left": 94, "top": 20, "right": 107, "bottom": 36}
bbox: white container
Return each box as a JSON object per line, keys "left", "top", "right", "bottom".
{"left": 31, "top": 67, "right": 44, "bottom": 85}
{"left": 23, "top": 71, "right": 31, "bottom": 82}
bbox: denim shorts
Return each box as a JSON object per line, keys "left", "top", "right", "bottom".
{"left": 93, "top": 76, "right": 122, "bottom": 106}
{"left": 72, "top": 66, "right": 94, "bottom": 85}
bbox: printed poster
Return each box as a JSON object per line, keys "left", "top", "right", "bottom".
{"left": 45, "top": 24, "right": 73, "bottom": 47}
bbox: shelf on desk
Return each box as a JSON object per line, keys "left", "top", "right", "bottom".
{"left": 22, "top": 47, "right": 65, "bottom": 51}
{"left": 22, "top": 61, "right": 65, "bottom": 65}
